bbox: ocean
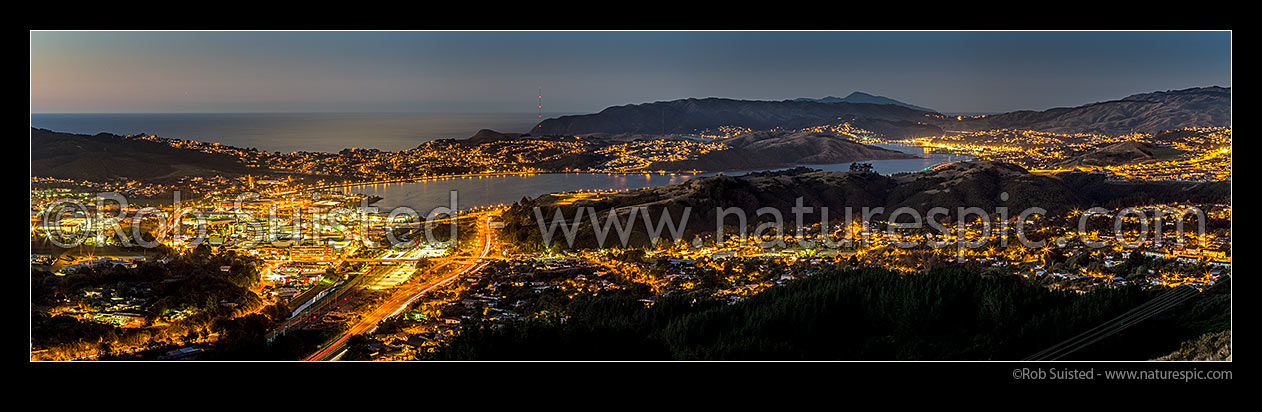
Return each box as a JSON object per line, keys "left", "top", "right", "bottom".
{"left": 30, "top": 112, "right": 567, "bottom": 153}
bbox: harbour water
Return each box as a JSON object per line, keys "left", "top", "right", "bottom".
{"left": 798, "top": 143, "right": 972, "bottom": 174}
{"left": 339, "top": 143, "right": 972, "bottom": 211}
{"left": 709, "top": 143, "right": 973, "bottom": 176}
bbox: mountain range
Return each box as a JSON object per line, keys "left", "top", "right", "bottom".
{"left": 938, "top": 86, "right": 1231, "bottom": 135}
{"left": 532, "top": 86, "right": 1230, "bottom": 139}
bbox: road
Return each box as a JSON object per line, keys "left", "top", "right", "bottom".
{"left": 268, "top": 262, "right": 388, "bottom": 339}
{"left": 268, "top": 216, "right": 477, "bottom": 338}
{"left": 303, "top": 213, "right": 498, "bottom": 361}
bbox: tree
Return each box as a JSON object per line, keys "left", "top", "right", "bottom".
{"left": 263, "top": 302, "right": 291, "bottom": 323}
{"left": 191, "top": 243, "right": 212, "bottom": 259}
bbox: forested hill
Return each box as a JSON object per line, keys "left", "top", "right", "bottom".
{"left": 433, "top": 267, "right": 1230, "bottom": 360}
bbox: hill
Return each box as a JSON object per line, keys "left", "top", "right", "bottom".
{"left": 533, "top": 87, "right": 1228, "bottom": 139}
{"left": 30, "top": 128, "right": 256, "bottom": 183}
{"left": 500, "top": 161, "right": 1231, "bottom": 247}
{"left": 532, "top": 98, "right": 943, "bottom": 138}
{"left": 1154, "top": 330, "right": 1231, "bottom": 361}
{"left": 725, "top": 130, "right": 919, "bottom": 164}
{"left": 461, "top": 129, "right": 529, "bottom": 145}
{"left": 940, "top": 86, "right": 1230, "bottom": 135}
{"left": 1056, "top": 141, "right": 1186, "bottom": 169}
{"left": 648, "top": 130, "right": 918, "bottom": 172}
{"left": 434, "top": 267, "right": 1230, "bottom": 360}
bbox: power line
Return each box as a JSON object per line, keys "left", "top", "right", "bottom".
{"left": 1024, "top": 285, "right": 1198, "bottom": 361}
{"left": 1025, "top": 287, "right": 1184, "bottom": 361}
{"left": 1045, "top": 287, "right": 1198, "bottom": 360}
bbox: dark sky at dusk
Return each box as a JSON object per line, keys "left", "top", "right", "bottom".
{"left": 31, "top": 31, "right": 1231, "bottom": 115}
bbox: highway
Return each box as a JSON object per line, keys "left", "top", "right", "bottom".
{"left": 266, "top": 213, "right": 484, "bottom": 339}
{"left": 267, "top": 252, "right": 407, "bottom": 339}
{"left": 303, "top": 213, "right": 498, "bottom": 361}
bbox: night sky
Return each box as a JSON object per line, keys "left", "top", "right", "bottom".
{"left": 30, "top": 31, "right": 1231, "bottom": 115}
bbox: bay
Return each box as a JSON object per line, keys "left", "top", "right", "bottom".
{"left": 339, "top": 143, "right": 971, "bottom": 212}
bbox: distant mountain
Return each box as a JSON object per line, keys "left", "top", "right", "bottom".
{"left": 795, "top": 91, "right": 936, "bottom": 112}
{"left": 532, "top": 98, "right": 943, "bottom": 139}
{"left": 30, "top": 128, "right": 255, "bottom": 183}
{"left": 939, "top": 86, "right": 1230, "bottom": 135}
